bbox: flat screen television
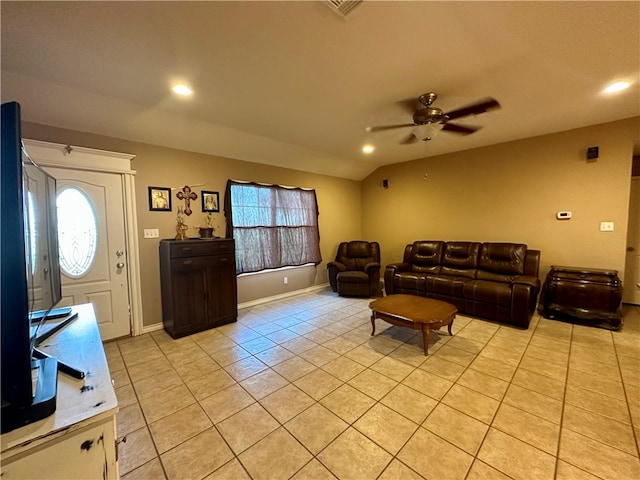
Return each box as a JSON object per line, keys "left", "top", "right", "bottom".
{"left": 1, "top": 101, "right": 64, "bottom": 433}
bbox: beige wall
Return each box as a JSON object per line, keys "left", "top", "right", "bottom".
{"left": 22, "top": 122, "right": 362, "bottom": 327}
{"left": 23, "top": 116, "right": 639, "bottom": 329}
{"left": 362, "top": 117, "right": 639, "bottom": 284}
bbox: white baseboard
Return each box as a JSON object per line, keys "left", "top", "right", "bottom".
{"left": 141, "top": 322, "right": 165, "bottom": 335}
{"left": 140, "top": 283, "right": 331, "bottom": 335}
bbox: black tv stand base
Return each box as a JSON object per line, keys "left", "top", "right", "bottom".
{"left": 33, "top": 348, "right": 85, "bottom": 379}
{"left": 0, "top": 356, "right": 57, "bottom": 434}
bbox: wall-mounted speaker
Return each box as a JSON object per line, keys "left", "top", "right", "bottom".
{"left": 587, "top": 146, "right": 599, "bottom": 160}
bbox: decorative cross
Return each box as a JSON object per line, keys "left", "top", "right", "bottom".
{"left": 176, "top": 185, "right": 198, "bottom": 216}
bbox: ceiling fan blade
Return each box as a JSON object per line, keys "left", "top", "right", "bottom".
{"left": 444, "top": 98, "right": 501, "bottom": 121}
{"left": 400, "top": 133, "right": 418, "bottom": 144}
{"left": 441, "top": 123, "right": 479, "bottom": 135}
{"left": 366, "top": 123, "right": 415, "bottom": 133}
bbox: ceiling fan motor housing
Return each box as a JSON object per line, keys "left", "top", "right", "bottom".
{"left": 413, "top": 107, "right": 445, "bottom": 125}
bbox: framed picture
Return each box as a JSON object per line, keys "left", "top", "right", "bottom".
{"left": 148, "top": 186, "right": 172, "bottom": 211}
{"left": 201, "top": 191, "right": 220, "bottom": 212}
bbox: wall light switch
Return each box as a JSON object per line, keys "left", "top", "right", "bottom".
{"left": 600, "top": 222, "right": 614, "bottom": 232}
{"left": 144, "top": 228, "right": 159, "bottom": 238}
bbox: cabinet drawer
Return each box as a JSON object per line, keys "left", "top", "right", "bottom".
{"left": 171, "top": 254, "right": 234, "bottom": 271}
{"left": 551, "top": 272, "right": 618, "bottom": 285}
{"left": 549, "top": 266, "right": 619, "bottom": 285}
{"left": 549, "top": 281, "right": 620, "bottom": 311}
{"left": 170, "top": 240, "right": 234, "bottom": 258}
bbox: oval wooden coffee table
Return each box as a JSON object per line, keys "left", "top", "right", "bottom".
{"left": 369, "top": 294, "right": 457, "bottom": 355}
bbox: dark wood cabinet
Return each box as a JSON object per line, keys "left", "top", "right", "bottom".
{"left": 542, "top": 265, "right": 623, "bottom": 330}
{"left": 160, "top": 239, "right": 237, "bottom": 338}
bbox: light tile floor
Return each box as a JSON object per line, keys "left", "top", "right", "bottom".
{"left": 106, "top": 289, "right": 640, "bottom": 480}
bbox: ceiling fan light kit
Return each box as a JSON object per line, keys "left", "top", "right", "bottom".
{"left": 412, "top": 124, "right": 443, "bottom": 142}
{"left": 367, "top": 92, "right": 501, "bottom": 143}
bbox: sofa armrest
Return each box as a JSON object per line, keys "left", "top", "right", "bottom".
{"left": 365, "top": 263, "right": 382, "bottom": 295}
{"left": 386, "top": 262, "right": 411, "bottom": 272}
{"left": 384, "top": 262, "right": 410, "bottom": 295}
{"left": 524, "top": 249, "right": 540, "bottom": 277}
{"left": 364, "top": 262, "right": 381, "bottom": 274}
{"left": 327, "top": 261, "right": 346, "bottom": 292}
{"left": 510, "top": 275, "right": 542, "bottom": 327}
{"left": 513, "top": 275, "right": 541, "bottom": 290}
{"left": 327, "top": 261, "right": 347, "bottom": 272}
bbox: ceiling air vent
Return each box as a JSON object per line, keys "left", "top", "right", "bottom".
{"left": 326, "top": 0, "right": 363, "bottom": 17}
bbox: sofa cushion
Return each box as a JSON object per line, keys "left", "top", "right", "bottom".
{"left": 477, "top": 243, "right": 527, "bottom": 283}
{"left": 463, "top": 280, "right": 513, "bottom": 306}
{"left": 395, "top": 272, "right": 428, "bottom": 291}
{"left": 426, "top": 275, "right": 469, "bottom": 297}
{"left": 441, "top": 242, "right": 480, "bottom": 279}
{"left": 409, "top": 241, "right": 444, "bottom": 274}
{"left": 337, "top": 271, "right": 369, "bottom": 284}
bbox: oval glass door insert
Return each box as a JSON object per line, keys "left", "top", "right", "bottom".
{"left": 57, "top": 187, "right": 98, "bottom": 277}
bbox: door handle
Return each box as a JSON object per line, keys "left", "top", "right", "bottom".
{"left": 116, "top": 250, "right": 124, "bottom": 257}
{"left": 116, "top": 262, "right": 125, "bottom": 269}
{"left": 627, "top": 246, "right": 635, "bottom": 252}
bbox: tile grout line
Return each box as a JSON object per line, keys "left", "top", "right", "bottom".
{"left": 553, "top": 320, "right": 573, "bottom": 480}
{"left": 459, "top": 316, "right": 529, "bottom": 480}
{"left": 611, "top": 322, "right": 640, "bottom": 460}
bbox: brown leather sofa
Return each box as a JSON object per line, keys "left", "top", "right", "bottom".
{"left": 328, "top": 241, "right": 381, "bottom": 297}
{"left": 384, "top": 241, "right": 541, "bottom": 327}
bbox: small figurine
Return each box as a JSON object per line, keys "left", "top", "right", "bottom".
{"left": 175, "top": 207, "right": 189, "bottom": 240}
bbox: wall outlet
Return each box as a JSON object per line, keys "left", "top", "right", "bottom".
{"left": 144, "top": 228, "right": 159, "bottom": 238}
{"left": 600, "top": 222, "right": 614, "bottom": 232}
{"left": 283, "top": 276, "right": 288, "bottom": 285}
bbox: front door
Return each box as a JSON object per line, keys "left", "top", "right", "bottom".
{"left": 46, "top": 167, "right": 131, "bottom": 339}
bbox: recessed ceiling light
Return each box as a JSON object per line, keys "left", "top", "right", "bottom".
{"left": 172, "top": 84, "right": 193, "bottom": 96}
{"left": 603, "top": 81, "right": 630, "bottom": 94}
{"left": 362, "top": 145, "right": 375, "bottom": 154}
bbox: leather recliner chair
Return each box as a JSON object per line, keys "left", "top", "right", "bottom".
{"left": 327, "top": 241, "right": 381, "bottom": 297}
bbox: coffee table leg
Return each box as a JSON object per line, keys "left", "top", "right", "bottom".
{"left": 421, "top": 325, "right": 430, "bottom": 355}
{"left": 448, "top": 316, "right": 455, "bottom": 336}
{"left": 370, "top": 312, "right": 376, "bottom": 336}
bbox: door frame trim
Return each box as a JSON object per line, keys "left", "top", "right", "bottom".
{"left": 23, "top": 139, "right": 144, "bottom": 336}
{"left": 624, "top": 176, "right": 640, "bottom": 305}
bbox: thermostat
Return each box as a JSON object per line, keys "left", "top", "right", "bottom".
{"left": 557, "top": 211, "right": 572, "bottom": 220}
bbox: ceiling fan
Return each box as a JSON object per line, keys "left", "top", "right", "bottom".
{"left": 366, "top": 92, "right": 501, "bottom": 143}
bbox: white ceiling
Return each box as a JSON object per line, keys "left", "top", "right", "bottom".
{"left": 2, "top": 1, "right": 639, "bottom": 180}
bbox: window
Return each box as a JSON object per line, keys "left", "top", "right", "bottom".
{"left": 225, "top": 180, "right": 322, "bottom": 274}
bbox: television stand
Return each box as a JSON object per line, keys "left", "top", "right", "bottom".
{"left": 1, "top": 303, "right": 119, "bottom": 479}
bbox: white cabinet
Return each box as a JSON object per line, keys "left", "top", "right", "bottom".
{"left": 1, "top": 304, "right": 119, "bottom": 479}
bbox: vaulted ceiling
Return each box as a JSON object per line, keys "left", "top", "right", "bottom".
{"left": 2, "top": 1, "right": 638, "bottom": 180}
